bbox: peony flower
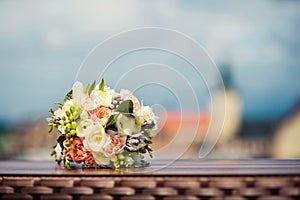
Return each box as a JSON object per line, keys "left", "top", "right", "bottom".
{"left": 102, "top": 130, "right": 127, "bottom": 157}
{"left": 91, "top": 86, "right": 114, "bottom": 107}
{"left": 85, "top": 124, "right": 107, "bottom": 152}
{"left": 116, "top": 113, "right": 141, "bottom": 136}
{"left": 89, "top": 106, "right": 112, "bottom": 127}
{"left": 73, "top": 81, "right": 114, "bottom": 110}
{"left": 65, "top": 137, "right": 90, "bottom": 163}
{"left": 72, "top": 81, "right": 96, "bottom": 110}
{"left": 138, "top": 106, "right": 157, "bottom": 125}
{"left": 119, "top": 89, "right": 131, "bottom": 100}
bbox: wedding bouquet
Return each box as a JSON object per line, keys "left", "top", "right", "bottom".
{"left": 47, "top": 79, "right": 158, "bottom": 169}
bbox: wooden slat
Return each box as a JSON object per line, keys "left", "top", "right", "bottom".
{"left": 0, "top": 160, "right": 299, "bottom": 176}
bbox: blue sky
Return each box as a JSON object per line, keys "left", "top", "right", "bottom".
{"left": 0, "top": 0, "right": 299, "bottom": 122}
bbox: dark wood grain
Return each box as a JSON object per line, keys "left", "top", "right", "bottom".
{"left": 0, "top": 159, "right": 299, "bottom": 176}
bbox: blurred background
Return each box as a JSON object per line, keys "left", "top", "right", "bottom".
{"left": 0, "top": 0, "right": 299, "bottom": 160}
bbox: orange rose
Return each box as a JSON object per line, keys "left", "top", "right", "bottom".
{"left": 65, "top": 137, "right": 91, "bottom": 163}
{"left": 89, "top": 106, "right": 112, "bottom": 127}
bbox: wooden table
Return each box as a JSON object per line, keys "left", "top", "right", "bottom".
{"left": 0, "top": 159, "right": 299, "bottom": 175}
{"left": 0, "top": 159, "right": 299, "bottom": 199}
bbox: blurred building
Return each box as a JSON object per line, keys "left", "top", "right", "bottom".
{"left": 152, "top": 111, "right": 209, "bottom": 159}
{"left": 272, "top": 100, "right": 300, "bottom": 158}
{"left": 0, "top": 119, "right": 57, "bottom": 160}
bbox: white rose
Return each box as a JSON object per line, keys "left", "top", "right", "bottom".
{"left": 92, "top": 151, "right": 110, "bottom": 166}
{"left": 80, "top": 110, "right": 89, "bottom": 120}
{"left": 138, "top": 106, "right": 157, "bottom": 124}
{"left": 85, "top": 124, "right": 107, "bottom": 152}
{"left": 82, "top": 139, "right": 90, "bottom": 151}
{"left": 76, "top": 119, "right": 94, "bottom": 137}
{"left": 116, "top": 113, "right": 141, "bottom": 136}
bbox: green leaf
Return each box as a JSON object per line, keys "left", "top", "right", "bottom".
{"left": 115, "top": 100, "right": 133, "bottom": 113}
{"left": 48, "top": 108, "right": 54, "bottom": 115}
{"left": 146, "top": 145, "right": 153, "bottom": 151}
{"left": 84, "top": 83, "right": 90, "bottom": 94}
{"left": 85, "top": 80, "right": 96, "bottom": 95}
{"left": 64, "top": 90, "right": 73, "bottom": 102}
{"left": 105, "top": 114, "right": 118, "bottom": 131}
{"left": 50, "top": 150, "right": 56, "bottom": 157}
{"left": 106, "top": 115, "right": 116, "bottom": 127}
{"left": 56, "top": 135, "right": 66, "bottom": 144}
{"left": 90, "top": 80, "right": 96, "bottom": 93}
{"left": 48, "top": 126, "right": 53, "bottom": 133}
{"left": 148, "top": 150, "right": 153, "bottom": 158}
{"left": 99, "top": 78, "right": 105, "bottom": 91}
{"left": 64, "top": 159, "right": 71, "bottom": 170}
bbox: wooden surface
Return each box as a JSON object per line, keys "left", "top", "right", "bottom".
{"left": 1, "top": 160, "right": 299, "bottom": 199}
{"left": 0, "top": 159, "right": 299, "bottom": 176}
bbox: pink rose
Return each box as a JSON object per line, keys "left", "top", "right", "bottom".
{"left": 102, "top": 130, "right": 127, "bottom": 157}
